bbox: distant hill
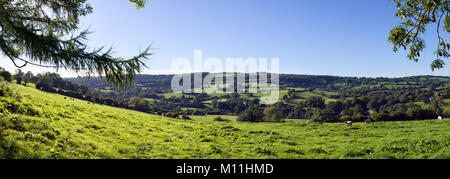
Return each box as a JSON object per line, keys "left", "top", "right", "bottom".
{"left": 66, "top": 73, "right": 450, "bottom": 121}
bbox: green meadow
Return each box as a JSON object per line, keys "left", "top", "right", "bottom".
{"left": 1, "top": 83, "right": 449, "bottom": 159}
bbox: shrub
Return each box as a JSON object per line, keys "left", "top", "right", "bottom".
{"left": 311, "top": 109, "right": 338, "bottom": 122}
{"left": 352, "top": 113, "right": 367, "bottom": 122}
{"left": 0, "top": 70, "right": 12, "bottom": 82}
{"left": 442, "top": 109, "right": 450, "bottom": 118}
{"left": 164, "top": 112, "right": 180, "bottom": 119}
{"left": 406, "top": 107, "right": 437, "bottom": 120}
{"left": 182, "top": 115, "right": 192, "bottom": 120}
{"left": 373, "top": 112, "right": 391, "bottom": 121}
{"left": 128, "top": 96, "right": 150, "bottom": 112}
{"left": 214, "top": 116, "right": 230, "bottom": 122}
{"left": 237, "top": 105, "right": 264, "bottom": 122}
{"left": 0, "top": 97, "right": 39, "bottom": 116}
{"left": 264, "top": 106, "right": 284, "bottom": 123}
{"left": 0, "top": 82, "right": 22, "bottom": 101}
{"left": 306, "top": 96, "right": 325, "bottom": 108}
{"left": 339, "top": 115, "right": 352, "bottom": 122}
{"left": 389, "top": 111, "right": 408, "bottom": 121}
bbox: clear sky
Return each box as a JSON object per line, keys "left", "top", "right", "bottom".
{"left": 1, "top": 0, "right": 450, "bottom": 77}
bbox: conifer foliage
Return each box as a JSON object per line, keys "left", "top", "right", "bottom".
{"left": 0, "top": 0, "right": 150, "bottom": 87}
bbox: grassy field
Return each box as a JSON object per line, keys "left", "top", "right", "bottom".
{"left": 1, "top": 83, "right": 449, "bottom": 159}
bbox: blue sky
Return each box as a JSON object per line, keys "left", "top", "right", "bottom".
{"left": 2, "top": 0, "right": 450, "bottom": 77}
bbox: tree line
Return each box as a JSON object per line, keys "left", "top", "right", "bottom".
{"left": 3, "top": 68, "right": 450, "bottom": 123}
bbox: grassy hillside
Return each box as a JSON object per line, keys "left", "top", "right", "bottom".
{"left": 1, "top": 83, "right": 450, "bottom": 159}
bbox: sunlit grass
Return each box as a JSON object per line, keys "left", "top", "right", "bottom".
{"left": 1, "top": 83, "right": 449, "bottom": 159}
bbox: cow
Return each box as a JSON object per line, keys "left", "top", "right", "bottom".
{"left": 344, "top": 121, "right": 353, "bottom": 126}
{"left": 365, "top": 119, "right": 372, "bottom": 123}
